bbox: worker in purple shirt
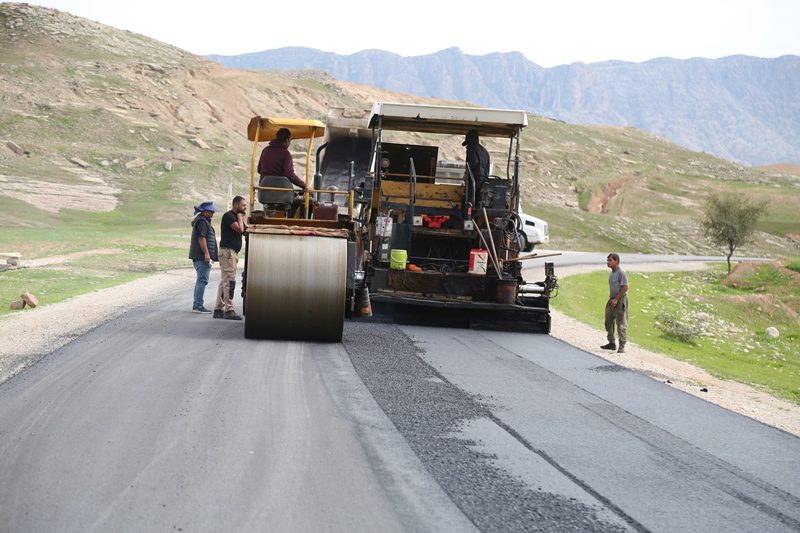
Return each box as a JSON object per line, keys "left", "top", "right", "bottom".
{"left": 257, "top": 128, "right": 307, "bottom": 190}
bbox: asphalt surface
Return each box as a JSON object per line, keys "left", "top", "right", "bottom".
{"left": 1, "top": 271, "right": 799, "bottom": 532}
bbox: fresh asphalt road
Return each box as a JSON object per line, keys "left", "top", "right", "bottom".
{"left": 1, "top": 271, "right": 799, "bottom": 532}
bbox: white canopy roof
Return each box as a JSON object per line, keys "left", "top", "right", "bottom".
{"left": 368, "top": 103, "right": 528, "bottom": 137}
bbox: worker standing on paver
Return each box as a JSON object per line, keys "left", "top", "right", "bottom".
{"left": 463, "top": 129, "right": 490, "bottom": 206}
{"left": 214, "top": 196, "right": 246, "bottom": 320}
{"left": 601, "top": 253, "right": 629, "bottom": 353}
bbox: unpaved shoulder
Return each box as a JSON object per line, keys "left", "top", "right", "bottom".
{"left": 544, "top": 261, "right": 800, "bottom": 436}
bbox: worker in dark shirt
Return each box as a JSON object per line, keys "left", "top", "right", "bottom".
{"left": 213, "top": 196, "right": 247, "bottom": 320}
{"left": 257, "top": 127, "right": 306, "bottom": 190}
{"left": 463, "top": 129, "right": 491, "bottom": 207}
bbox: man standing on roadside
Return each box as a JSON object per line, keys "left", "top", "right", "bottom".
{"left": 214, "top": 196, "right": 247, "bottom": 320}
{"left": 602, "top": 253, "right": 629, "bottom": 353}
{"left": 189, "top": 201, "right": 218, "bottom": 313}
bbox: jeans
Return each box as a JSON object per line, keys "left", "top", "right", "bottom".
{"left": 193, "top": 259, "right": 212, "bottom": 309}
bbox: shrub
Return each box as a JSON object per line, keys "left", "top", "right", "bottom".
{"left": 578, "top": 189, "right": 592, "bottom": 211}
{"left": 655, "top": 311, "right": 704, "bottom": 343}
{"left": 700, "top": 193, "right": 767, "bottom": 273}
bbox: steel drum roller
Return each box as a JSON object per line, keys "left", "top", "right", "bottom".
{"left": 244, "top": 232, "right": 346, "bottom": 341}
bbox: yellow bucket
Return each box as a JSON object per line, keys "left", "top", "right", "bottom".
{"left": 390, "top": 249, "right": 407, "bottom": 270}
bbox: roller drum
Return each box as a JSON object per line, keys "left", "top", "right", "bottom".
{"left": 244, "top": 233, "right": 346, "bottom": 342}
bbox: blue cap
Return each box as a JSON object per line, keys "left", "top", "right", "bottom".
{"left": 195, "top": 201, "right": 218, "bottom": 213}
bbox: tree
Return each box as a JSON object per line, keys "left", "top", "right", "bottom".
{"left": 701, "top": 193, "right": 767, "bottom": 273}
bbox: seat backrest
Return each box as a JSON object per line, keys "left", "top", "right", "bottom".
{"left": 258, "top": 176, "right": 294, "bottom": 206}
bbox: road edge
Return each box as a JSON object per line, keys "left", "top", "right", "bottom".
{"left": 547, "top": 261, "right": 800, "bottom": 437}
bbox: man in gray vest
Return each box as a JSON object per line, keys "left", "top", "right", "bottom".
{"left": 602, "top": 253, "right": 628, "bottom": 353}
{"left": 189, "top": 201, "right": 219, "bottom": 313}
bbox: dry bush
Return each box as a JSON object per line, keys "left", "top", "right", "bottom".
{"left": 655, "top": 311, "right": 704, "bottom": 343}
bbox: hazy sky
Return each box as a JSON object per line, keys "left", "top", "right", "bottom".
{"left": 17, "top": 0, "right": 800, "bottom": 67}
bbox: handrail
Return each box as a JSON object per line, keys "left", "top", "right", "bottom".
{"left": 253, "top": 185, "right": 355, "bottom": 220}
{"left": 465, "top": 163, "right": 476, "bottom": 219}
{"left": 382, "top": 172, "right": 438, "bottom": 180}
{"left": 249, "top": 122, "right": 262, "bottom": 213}
{"left": 408, "top": 157, "right": 417, "bottom": 225}
{"left": 253, "top": 186, "right": 353, "bottom": 196}
{"left": 303, "top": 127, "right": 317, "bottom": 218}
{"left": 347, "top": 161, "right": 356, "bottom": 221}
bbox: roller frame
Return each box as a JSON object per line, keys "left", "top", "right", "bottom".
{"left": 244, "top": 228, "right": 347, "bottom": 342}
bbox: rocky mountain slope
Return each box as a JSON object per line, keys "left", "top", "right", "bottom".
{"left": 208, "top": 47, "right": 800, "bottom": 166}
{"left": 1, "top": 3, "right": 797, "bottom": 258}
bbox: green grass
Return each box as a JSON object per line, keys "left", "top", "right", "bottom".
{"left": 577, "top": 189, "right": 592, "bottom": 211}
{"left": 525, "top": 203, "right": 635, "bottom": 252}
{"left": 0, "top": 267, "right": 146, "bottom": 317}
{"left": 0, "top": 162, "right": 203, "bottom": 315}
{"left": 552, "top": 263, "right": 800, "bottom": 404}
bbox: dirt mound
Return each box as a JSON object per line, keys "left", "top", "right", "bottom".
{"left": 586, "top": 176, "right": 631, "bottom": 214}
{"left": 724, "top": 262, "right": 761, "bottom": 288}
{"left": 725, "top": 260, "right": 800, "bottom": 289}
{"left": 725, "top": 293, "right": 800, "bottom": 324}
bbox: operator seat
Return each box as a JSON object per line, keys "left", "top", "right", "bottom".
{"left": 258, "top": 175, "right": 294, "bottom": 208}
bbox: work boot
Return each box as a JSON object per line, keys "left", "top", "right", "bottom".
{"left": 600, "top": 342, "right": 617, "bottom": 350}
{"left": 223, "top": 310, "right": 242, "bottom": 321}
{"left": 617, "top": 345, "right": 626, "bottom": 354}
{"left": 213, "top": 309, "right": 224, "bottom": 319}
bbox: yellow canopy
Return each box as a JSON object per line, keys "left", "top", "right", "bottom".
{"left": 247, "top": 117, "right": 326, "bottom": 142}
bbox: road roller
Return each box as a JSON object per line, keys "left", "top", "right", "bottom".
{"left": 242, "top": 117, "right": 357, "bottom": 342}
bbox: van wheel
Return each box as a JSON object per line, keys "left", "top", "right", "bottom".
{"left": 520, "top": 233, "right": 533, "bottom": 253}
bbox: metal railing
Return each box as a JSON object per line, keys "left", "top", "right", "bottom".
{"left": 252, "top": 185, "right": 355, "bottom": 220}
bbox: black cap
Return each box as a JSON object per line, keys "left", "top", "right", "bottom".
{"left": 462, "top": 129, "right": 479, "bottom": 146}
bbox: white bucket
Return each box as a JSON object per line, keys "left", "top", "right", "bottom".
{"left": 469, "top": 249, "right": 488, "bottom": 275}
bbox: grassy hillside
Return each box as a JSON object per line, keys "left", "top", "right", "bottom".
{"left": 1, "top": 3, "right": 798, "bottom": 313}
{"left": 553, "top": 260, "right": 800, "bottom": 404}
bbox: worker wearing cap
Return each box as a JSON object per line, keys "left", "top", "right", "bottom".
{"left": 189, "top": 201, "right": 219, "bottom": 313}
{"left": 463, "top": 129, "right": 490, "bottom": 207}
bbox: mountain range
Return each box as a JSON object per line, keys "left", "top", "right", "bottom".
{"left": 208, "top": 47, "right": 800, "bottom": 166}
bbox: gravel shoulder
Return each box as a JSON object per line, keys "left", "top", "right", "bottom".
{"left": 2, "top": 261, "right": 798, "bottom": 437}
{"left": 0, "top": 268, "right": 194, "bottom": 384}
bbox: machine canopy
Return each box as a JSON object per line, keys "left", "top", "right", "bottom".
{"left": 247, "top": 117, "right": 326, "bottom": 142}
{"left": 368, "top": 103, "right": 528, "bottom": 137}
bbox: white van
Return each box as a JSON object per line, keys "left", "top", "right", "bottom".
{"left": 518, "top": 208, "right": 549, "bottom": 252}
